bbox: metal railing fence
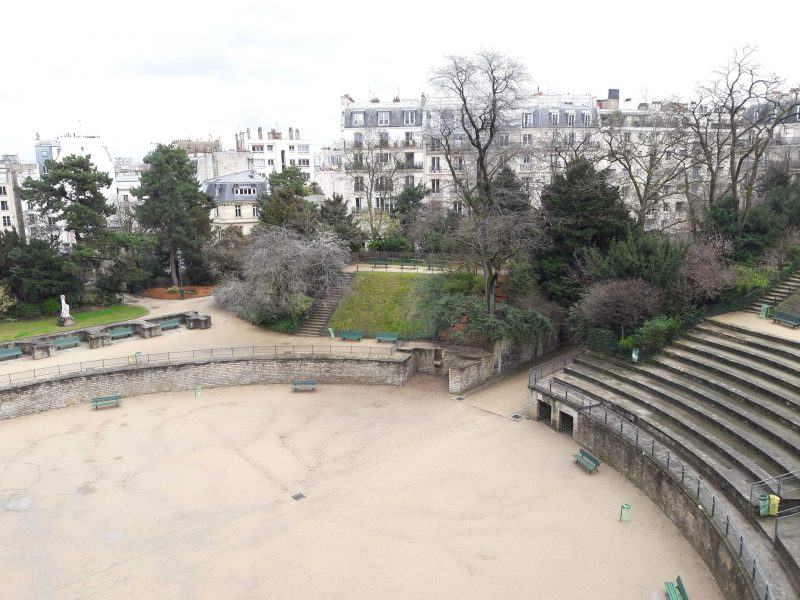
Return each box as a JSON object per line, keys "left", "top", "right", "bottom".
{"left": 0, "top": 344, "right": 396, "bottom": 387}
{"left": 531, "top": 376, "right": 776, "bottom": 600}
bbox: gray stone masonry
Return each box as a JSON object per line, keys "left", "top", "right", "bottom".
{"left": 0, "top": 353, "right": 413, "bottom": 420}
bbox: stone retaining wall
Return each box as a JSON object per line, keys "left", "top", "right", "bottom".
{"left": 0, "top": 353, "right": 414, "bottom": 420}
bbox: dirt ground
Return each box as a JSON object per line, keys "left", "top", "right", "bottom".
{"left": 0, "top": 372, "right": 723, "bottom": 600}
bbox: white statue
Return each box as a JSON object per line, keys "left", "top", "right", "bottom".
{"left": 60, "top": 295, "right": 71, "bottom": 319}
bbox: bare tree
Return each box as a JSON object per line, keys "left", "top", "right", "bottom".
{"left": 602, "top": 102, "right": 690, "bottom": 232}
{"left": 581, "top": 278, "right": 664, "bottom": 337}
{"left": 338, "top": 126, "right": 404, "bottom": 240}
{"left": 684, "top": 47, "right": 799, "bottom": 218}
{"left": 429, "top": 49, "right": 538, "bottom": 314}
{"left": 214, "top": 227, "right": 348, "bottom": 325}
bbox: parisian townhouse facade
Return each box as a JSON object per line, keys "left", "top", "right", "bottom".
{"left": 314, "top": 91, "right": 800, "bottom": 234}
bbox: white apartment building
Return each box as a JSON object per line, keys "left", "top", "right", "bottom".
{"left": 235, "top": 126, "right": 315, "bottom": 186}
{"left": 1, "top": 154, "right": 43, "bottom": 241}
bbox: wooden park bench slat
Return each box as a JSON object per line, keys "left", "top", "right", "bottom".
{"left": 676, "top": 576, "right": 689, "bottom": 600}
{"left": 108, "top": 327, "right": 134, "bottom": 339}
{"left": 291, "top": 379, "right": 317, "bottom": 392}
{"left": 664, "top": 581, "right": 681, "bottom": 600}
{"left": 339, "top": 330, "right": 364, "bottom": 341}
{"left": 160, "top": 319, "right": 181, "bottom": 331}
{"left": 53, "top": 336, "right": 80, "bottom": 350}
{"left": 0, "top": 347, "right": 23, "bottom": 361}
{"left": 771, "top": 310, "right": 800, "bottom": 328}
{"left": 92, "top": 395, "right": 122, "bottom": 410}
{"left": 375, "top": 332, "right": 399, "bottom": 343}
{"left": 572, "top": 448, "right": 601, "bottom": 473}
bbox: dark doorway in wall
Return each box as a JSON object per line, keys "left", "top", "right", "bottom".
{"left": 538, "top": 400, "right": 552, "bottom": 423}
{"left": 559, "top": 411, "right": 574, "bottom": 436}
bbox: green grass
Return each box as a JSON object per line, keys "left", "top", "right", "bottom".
{"left": 329, "top": 272, "right": 433, "bottom": 339}
{"left": 0, "top": 305, "right": 149, "bottom": 342}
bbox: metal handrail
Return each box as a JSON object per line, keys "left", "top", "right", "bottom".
{"left": 0, "top": 344, "right": 396, "bottom": 387}
{"left": 532, "top": 379, "right": 776, "bottom": 600}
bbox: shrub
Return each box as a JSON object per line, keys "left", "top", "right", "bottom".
{"left": 731, "top": 265, "right": 778, "bottom": 295}
{"left": 0, "top": 283, "right": 16, "bottom": 316}
{"left": 618, "top": 315, "right": 685, "bottom": 352}
{"left": 584, "top": 328, "right": 619, "bottom": 353}
{"left": 167, "top": 285, "right": 180, "bottom": 294}
{"left": 40, "top": 297, "right": 61, "bottom": 316}
{"left": 11, "top": 301, "right": 41, "bottom": 319}
{"left": 580, "top": 278, "right": 664, "bottom": 337}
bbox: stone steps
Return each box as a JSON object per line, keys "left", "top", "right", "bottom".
{"left": 749, "top": 273, "right": 800, "bottom": 311}
{"left": 699, "top": 321, "right": 800, "bottom": 359}
{"left": 296, "top": 273, "right": 355, "bottom": 337}
{"left": 683, "top": 330, "right": 800, "bottom": 377}
{"left": 572, "top": 354, "right": 800, "bottom": 480}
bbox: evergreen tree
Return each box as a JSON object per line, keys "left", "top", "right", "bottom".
{"left": 536, "top": 158, "right": 633, "bottom": 305}
{"left": 17, "top": 154, "right": 114, "bottom": 245}
{"left": 133, "top": 145, "right": 215, "bottom": 285}
{"left": 319, "top": 193, "right": 365, "bottom": 251}
{"left": 268, "top": 165, "right": 309, "bottom": 196}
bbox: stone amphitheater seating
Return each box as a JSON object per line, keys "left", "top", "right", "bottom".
{"left": 545, "top": 317, "right": 800, "bottom": 593}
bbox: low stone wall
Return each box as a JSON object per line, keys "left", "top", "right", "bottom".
{"left": 575, "top": 413, "right": 759, "bottom": 600}
{"left": 0, "top": 353, "right": 414, "bottom": 420}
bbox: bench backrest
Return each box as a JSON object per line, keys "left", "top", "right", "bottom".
{"left": 0, "top": 347, "right": 21, "bottom": 355}
{"left": 676, "top": 576, "right": 688, "bottom": 600}
{"left": 773, "top": 310, "right": 800, "bottom": 321}
{"left": 93, "top": 395, "right": 121, "bottom": 401}
{"left": 580, "top": 449, "right": 600, "bottom": 465}
{"left": 110, "top": 327, "right": 133, "bottom": 333}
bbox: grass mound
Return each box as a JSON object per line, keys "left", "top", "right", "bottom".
{"left": 0, "top": 305, "right": 149, "bottom": 343}
{"left": 778, "top": 288, "right": 800, "bottom": 314}
{"left": 330, "top": 273, "right": 433, "bottom": 339}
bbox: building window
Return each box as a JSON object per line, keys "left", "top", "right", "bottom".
{"left": 662, "top": 202, "right": 669, "bottom": 212}
{"left": 2, "top": 216, "right": 10, "bottom": 227}
{"left": 253, "top": 159, "right": 266, "bottom": 167}
{"left": 290, "top": 159, "right": 296, "bottom": 165}
{"left": 567, "top": 113, "right": 576, "bottom": 127}
{"left": 252, "top": 145, "right": 264, "bottom": 152}
{"left": 430, "top": 178, "right": 440, "bottom": 193}
{"left": 522, "top": 177, "right": 532, "bottom": 194}
{"left": 405, "top": 132, "right": 415, "bottom": 146}
{"left": 568, "top": 132, "right": 576, "bottom": 144}
{"left": 235, "top": 186, "right": 257, "bottom": 195}
{"left": 499, "top": 133, "right": 509, "bottom": 147}
{"left": 378, "top": 153, "right": 390, "bottom": 164}
{"left": 522, "top": 133, "right": 533, "bottom": 146}
{"left": 430, "top": 157, "right": 441, "bottom": 173}
{"left": 252, "top": 205, "right": 259, "bottom": 217}
{"left": 378, "top": 111, "right": 390, "bottom": 126}
{"left": 623, "top": 132, "right": 632, "bottom": 142}
{"left": 550, "top": 112, "right": 559, "bottom": 126}
{"left": 352, "top": 111, "right": 365, "bottom": 126}
{"left": 583, "top": 113, "right": 592, "bottom": 127}
{"left": 675, "top": 201, "right": 685, "bottom": 212}
{"left": 289, "top": 145, "right": 295, "bottom": 151}
{"left": 522, "top": 112, "right": 534, "bottom": 127}
{"left": 0, "top": 200, "right": 7, "bottom": 211}
{"left": 353, "top": 132, "right": 363, "bottom": 148}
{"left": 376, "top": 176, "right": 392, "bottom": 192}
{"left": 0, "top": 186, "right": 6, "bottom": 195}
{"left": 454, "top": 134, "right": 464, "bottom": 149}
{"left": 42, "top": 165, "right": 48, "bottom": 174}
{"left": 298, "top": 159, "right": 310, "bottom": 167}
{"left": 453, "top": 156, "right": 463, "bottom": 171}
{"left": 354, "top": 177, "right": 364, "bottom": 192}
{"left": 267, "top": 145, "right": 274, "bottom": 152}
{"left": 235, "top": 205, "right": 242, "bottom": 217}
{"left": 301, "top": 173, "right": 309, "bottom": 181}
{"left": 692, "top": 166, "right": 700, "bottom": 178}
{"left": 453, "top": 201, "right": 463, "bottom": 213}
{"left": 379, "top": 131, "right": 389, "bottom": 147}
{"left": 355, "top": 197, "right": 362, "bottom": 211}
{"left": 403, "top": 110, "right": 416, "bottom": 125}
{"left": 215, "top": 208, "right": 219, "bottom": 217}
{"left": 404, "top": 176, "right": 415, "bottom": 188}
{"left": 268, "top": 159, "right": 274, "bottom": 166}
{"left": 298, "top": 145, "right": 309, "bottom": 153}
{"left": 429, "top": 138, "right": 442, "bottom": 150}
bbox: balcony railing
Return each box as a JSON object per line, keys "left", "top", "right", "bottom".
{"left": 397, "top": 161, "right": 423, "bottom": 170}
{"left": 429, "top": 166, "right": 442, "bottom": 173}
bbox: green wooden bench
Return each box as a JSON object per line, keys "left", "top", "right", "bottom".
{"left": 291, "top": 379, "right": 317, "bottom": 392}
{"left": 771, "top": 310, "right": 800, "bottom": 328}
{"left": 0, "top": 347, "right": 23, "bottom": 361}
{"left": 427, "top": 260, "right": 447, "bottom": 271}
{"left": 371, "top": 259, "right": 389, "bottom": 270}
{"left": 339, "top": 330, "right": 364, "bottom": 341}
{"left": 573, "top": 448, "right": 601, "bottom": 473}
{"left": 375, "top": 332, "right": 399, "bottom": 343}
{"left": 92, "top": 395, "right": 122, "bottom": 410}
{"left": 399, "top": 259, "right": 418, "bottom": 270}
{"left": 108, "top": 326, "right": 134, "bottom": 340}
{"left": 53, "top": 336, "right": 80, "bottom": 350}
{"left": 160, "top": 319, "right": 181, "bottom": 331}
{"left": 664, "top": 575, "right": 688, "bottom": 600}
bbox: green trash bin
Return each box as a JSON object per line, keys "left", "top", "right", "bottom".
{"left": 759, "top": 494, "right": 770, "bottom": 517}
{"left": 620, "top": 503, "right": 632, "bottom": 522}
{"left": 759, "top": 305, "right": 772, "bottom": 318}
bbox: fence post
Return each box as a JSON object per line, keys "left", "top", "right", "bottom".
{"left": 711, "top": 495, "right": 716, "bottom": 517}
{"left": 696, "top": 478, "right": 701, "bottom": 500}
{"left": 635, "top": 429, "right": 639, "bottom": 446}
{"left": 666, "top": 451, "right": 670, "bottom": 469}
{"left": 739, "top": 535, "right": 744, "bottom": 558}
{"left": 651, "top": 439, "right": 655, "bottom": 457}
{"left": 681, "top": 464, "right": 686, "bottom": 485}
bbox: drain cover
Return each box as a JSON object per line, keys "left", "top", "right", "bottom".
{"left": 292, "top": 493, "right": 305, "bottom": 501}
{"left": 511, "top": 414, "right": 522, "bottom": 420}
{"left": 455, "top": 396, "right": 464, "bottom": 401}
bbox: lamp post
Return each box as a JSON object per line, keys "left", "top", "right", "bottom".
{"left": 176, "top": 247, "right": 185, "bottom": 300}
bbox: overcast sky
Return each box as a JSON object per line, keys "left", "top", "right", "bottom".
{"left": 1, "top": 0, "right": 795, "bottom": 163}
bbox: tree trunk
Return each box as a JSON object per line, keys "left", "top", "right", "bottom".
{"left": 169, "top": 244, "right": 179, "bottom": 286}
{"left": 482, "top": 260, "right": 496, "bottom": 316}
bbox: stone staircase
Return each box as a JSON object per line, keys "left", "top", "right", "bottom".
{"left": 542, "top": 318, "right": 800, "bottom": 598}
{"left": 747, "top": 271, "right": 800, "bottom": 313}
{"left": 296, "top": 273, "right": 355, "bottom": 337}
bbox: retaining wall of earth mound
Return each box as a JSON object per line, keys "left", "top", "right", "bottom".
{"left": 0, "top": 354, "right": 414, "bottom": 420}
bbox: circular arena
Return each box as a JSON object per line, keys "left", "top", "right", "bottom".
{"left": 1, "top": 369, "right": 723, "bottom": 599}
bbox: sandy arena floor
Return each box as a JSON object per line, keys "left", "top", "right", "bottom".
{"left": 0, "top": 373, "right": 723, "bottom": 600}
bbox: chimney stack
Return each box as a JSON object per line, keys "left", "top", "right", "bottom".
{"left": 246, "top": 128, "right": 251, "bottom": 140}
{"left": 257, "top": 127, "right": 263, "bottom": 140}
{"left": 289, "top": 127, "right": 294, "bottom": 140}
{"left": 295, "top": 128, "right": 300, "bottom": 140}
